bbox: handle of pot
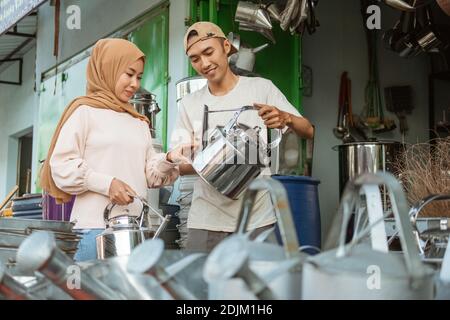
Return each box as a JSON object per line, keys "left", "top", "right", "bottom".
{"left": 335, "top": 172, "right": 427, "bottom": 283}
{"left": 235, "top": 177, "right": 301, "bottom": 259}
{"left": 103, "top": 203, "right": 116, "bottom": 226}
{"left": 230, "top": 105, "right": 283, "bottom": 151}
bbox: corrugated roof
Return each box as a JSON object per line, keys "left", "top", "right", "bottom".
{"left": 0, "top": 14, "right": 37, "bottom": 75}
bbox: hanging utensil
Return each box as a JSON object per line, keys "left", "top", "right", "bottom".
{"left": 235, "top": 1, "right": 273, "bottom": 30}
{"left": 380, "top": 0, "right": 416, "bottom": 11}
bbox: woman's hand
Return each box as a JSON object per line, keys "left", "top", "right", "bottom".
{"left": 167, "top": 142, "right": 199, "bottom": 164}
{"left": 108, "top": 178, "right": 136, "bottom": 205}
{"left": 255, "top": 103, "right": 292, "bottom": 129}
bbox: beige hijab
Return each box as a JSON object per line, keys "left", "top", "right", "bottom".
{"left": 40, "top": 38, "right": 147, "bottom": 204}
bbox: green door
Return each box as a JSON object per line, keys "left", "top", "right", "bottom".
{"left": 129, "top": 4, "right": 170, "bottom": 151}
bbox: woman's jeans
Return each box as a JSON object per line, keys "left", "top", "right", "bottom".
{"left": 74, "top": 229, "right": 104, "bottom": 262}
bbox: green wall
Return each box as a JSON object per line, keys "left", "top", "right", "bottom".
{"left": 189, "top": 0, "right": 303, "bottom": 112}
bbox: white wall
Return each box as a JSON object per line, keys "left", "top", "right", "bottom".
{"left": 302, "top": 0, "right": 431, "bottom": 241}
{"left": 0, "top": 47, "right": 38, "bottom": 199}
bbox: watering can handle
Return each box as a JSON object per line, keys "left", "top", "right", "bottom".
{"left": 335, "top": 172, "right": 427, "bottom": 283}
{"left": 387, "top": 194, "right": 450, "bottom": 247}
{"left": 235, "top": 177, "right": 301, "bottom": 259}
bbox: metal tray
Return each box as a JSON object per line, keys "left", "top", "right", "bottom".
{"left": 0, "top": 217, "right": 75, "bottom": 234}
{"left": 0, "top": 231, "right": 79, "bottom": 252}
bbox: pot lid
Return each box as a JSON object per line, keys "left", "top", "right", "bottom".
{"left": 130, "top": 87, "right": 155, "bottom": 103}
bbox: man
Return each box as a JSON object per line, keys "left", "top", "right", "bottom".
{"left": 171, "top": 21, "right": 314, "bottom": 252}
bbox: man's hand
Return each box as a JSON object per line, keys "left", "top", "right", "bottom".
{"left": 254, "top": 103, "right": 292, "bottom": 129}
{"left": 109, "top": 178, "right": 136, "bottom": 206}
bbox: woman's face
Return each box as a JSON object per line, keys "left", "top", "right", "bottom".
{"left": 115, "top": 59, "right": 144, "bottom": 102}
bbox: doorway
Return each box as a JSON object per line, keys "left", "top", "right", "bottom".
{"left": 17, "top": 132, "right": 33, "bottom": 196}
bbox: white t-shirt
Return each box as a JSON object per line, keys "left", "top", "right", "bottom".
{"left": 170, "top": 76, "right": 301, "bottom": 232}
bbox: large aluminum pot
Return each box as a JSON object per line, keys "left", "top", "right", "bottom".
{"left": 175, "top": 76, "right": 207, "bottom": 104}
{"left": 96, "top": 196, "right": 170, "bottom": 259}
{"left": 302, "top": 173, "right": 435, "bottom": 300}
{"left": 129, "top": 88, "right": 160, "bottom": 138}
{"left": 334, "top": 140, "right": 404, "bottom": 196}
{"left": 192, "top": 106, "right": 281, "bottom": 199}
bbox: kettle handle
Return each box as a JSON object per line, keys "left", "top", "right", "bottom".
{"left": 224, "top": 105, "right": 283, "bottom": 152}
{"left": 335, "top": 172, "right": 428, "bottom": 284}
{"left": 103, "top": 195, "right": 148, "bottom": 227}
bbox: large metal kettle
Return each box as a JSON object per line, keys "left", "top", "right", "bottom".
{"left": 192, "top": 105, "right": 281, "bottom": 199}
{"left": 96, "top": 196, "right": 171, "bottom": 259}
{"left": 302, "top": 172, "right": 435, "bottom": 300}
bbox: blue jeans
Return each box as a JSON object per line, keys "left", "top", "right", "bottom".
{"left": 74, "top": 229, "right": 104, "bottom": 262}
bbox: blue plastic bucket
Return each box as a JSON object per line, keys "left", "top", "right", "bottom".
{"left": 271, "top": 175, "right": 321, "bottom": 254}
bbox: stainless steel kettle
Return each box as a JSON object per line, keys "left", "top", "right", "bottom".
{"left": 96, "top": 196, "right": 171, "bottom": 259}
{"left": 192, "top": 105, "right": 281, "bottom": 199}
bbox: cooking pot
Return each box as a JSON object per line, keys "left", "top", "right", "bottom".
{"left": 96, "top": 196, "right": 171, "bottom": 259}
{"left": 334, "top": 140, "right": 404, "bottom": 197}
{"left": 192, "top": 105, "right": 281, "bottom": 199}
{"left": 129, "top": 88, "right": 160, "bottom": 138}
{"left": 302, "top": 172, "right": 435, "bottom": 300}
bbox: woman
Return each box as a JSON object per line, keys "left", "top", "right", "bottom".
{"left": 40, "top": 38, "right": 190, "bottom": 261}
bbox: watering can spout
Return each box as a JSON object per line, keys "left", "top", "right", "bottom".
{"left": 252, "top": 43, "right": 269, "bottom": 54}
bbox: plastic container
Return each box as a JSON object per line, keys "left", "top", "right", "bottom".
{"left": 271, "top": 175, "right": 321, "bottom": 254}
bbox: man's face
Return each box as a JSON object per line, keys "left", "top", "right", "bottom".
{"left": 187, "top": 37, "right": 231, "bottom": 83}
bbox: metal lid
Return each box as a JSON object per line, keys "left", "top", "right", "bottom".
{"left": 129, "top": 87, "right": 155, "bottom": 104}
{"left": 16, "top": 231, "right": 56, "bottom": 273}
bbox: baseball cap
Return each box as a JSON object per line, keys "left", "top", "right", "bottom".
{"left": 183, "top": 21, "right": 238, "bottom": 56}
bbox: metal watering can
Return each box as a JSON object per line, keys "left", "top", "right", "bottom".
{"left": 96, "top": 196, "right": 171, "bottom": 259}
{"left": 16, "top": 231, "right": 122, "bottom": 300}
{"left": 302, "top": 172, "right": 435, "bottom": 300}
{"left": 126, "top": 238, "right": 207, "bottom": 299}
{"left": 192, "top": 105, "right": 281, "bottom": 199}
{"left": 203, "top": 177, "right": 308, "bottom": 299}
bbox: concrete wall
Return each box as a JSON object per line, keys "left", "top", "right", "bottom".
{"left": 302, "top": 0, "right": 431, "bottom": 241}
{"left": 35, "top": 0, "right": 189, "bottom": 141}
{"left": 0, "top": 0, "right": 189, "bottom": 200}
{"left": 0, "top": 47, "right": 38, "bottom": 199}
